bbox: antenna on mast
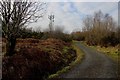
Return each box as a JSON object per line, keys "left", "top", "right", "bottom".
{"left": 48, "top": 12, "right": 55, "bottom": 32}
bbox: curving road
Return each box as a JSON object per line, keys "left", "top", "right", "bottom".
{"left": 59, "top": 42, "right": 118, "bottom": 78}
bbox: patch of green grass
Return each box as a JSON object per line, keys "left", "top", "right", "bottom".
{"left": 48, "top": 41, "right": 84, "bottom": 79}
{"left": 48, "top": 66, "right": 70, "bottom": 79}
{"left": 83, "top": 42, "right": 119, "bottom": 63}
{"left": 62, "top": 46, "right": 69, "bottom": 54}
{"left": 72, "top": 42, "right": 84, "bottom": 65}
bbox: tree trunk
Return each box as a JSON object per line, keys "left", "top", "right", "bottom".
{"left": 5, "top": 37, "right": 16, "bottom": 56}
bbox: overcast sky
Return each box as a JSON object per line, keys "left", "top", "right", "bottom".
{"left": 29, "top": 1, "right": 118, "bottom": 33}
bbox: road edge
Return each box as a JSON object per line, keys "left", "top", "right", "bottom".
{"left": 47, "top": 41, "right": 85, "bottom": 79}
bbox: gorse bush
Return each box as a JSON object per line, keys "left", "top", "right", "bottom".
{"left": 53, "top": 33, "right": 72, "bottom": 42}
{"left": 71, "top": 32, "right": 85, "bottom": 41}
{"left": 19, "top": 28, "right": 44, "bottom": 39}
{"left": 100, "top": 32, "right": 119, "bottom": 47}
{"left": 41, "top": 27, "right": 72, "bottom": 42}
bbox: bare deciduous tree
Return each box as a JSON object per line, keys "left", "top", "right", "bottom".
{"left": 82, "top": 15, "right": 93, "bottom": 31}
{"left": 0, "top": 0, "right": 46, "bottom": 56}
{"left": 82, "top": 10, "right": 117, "bottom": 46}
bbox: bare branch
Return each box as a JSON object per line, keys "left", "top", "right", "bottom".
{"left": 0, "top": 0, "right": 46, "bottom": 38}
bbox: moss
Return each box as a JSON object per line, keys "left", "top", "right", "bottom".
{"left": 48, "top": 66, "right": 70, "bottom": 79}
{"left": 62, "top": 46, "right": 69, "bottom": 54}
{"left": 48, "top": 74, "right": 59, "bottom": 79}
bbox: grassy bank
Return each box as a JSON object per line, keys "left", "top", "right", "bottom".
{"left": 91, "top": 46, "right": 119, "bottom": 62}
{"left": 81, "top": 41, "right": 119, "bottom": 62}
{"left": 2, "top": 38, "right": 76, "bottom": 80}
{"left": 48, "top": 41, "right": 84, "bottom": 79}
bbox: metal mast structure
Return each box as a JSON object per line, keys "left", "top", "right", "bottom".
{"left": 48, "top": 14, "right": 54, "bottom": 33}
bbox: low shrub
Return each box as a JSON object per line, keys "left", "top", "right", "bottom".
{"left": 3, "top": 47, "right": 51, "bottom": 80}
{"left": 2, "top": 38, "right": 76, "bottom": 80}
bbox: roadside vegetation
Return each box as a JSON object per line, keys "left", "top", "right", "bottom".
{"left": 91, "top": 45, "right": 119, "bottom": 62}
{"left": 2, "top": 38, "right": 77, "bottom": 80}
{"left": 81, "top": 41, "right": 119, "bottom": 62}
{"left": 72, "top": 10, "right": 119, "bottom": 47}
{"left": 48, "top": 41, "right": 84, "bottom": 79}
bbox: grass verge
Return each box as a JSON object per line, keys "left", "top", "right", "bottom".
{"left": 91, "top": 46, "right": 119, "bottom": 62}
{"left": 81, "top": 41, "right": 119, "bottom": 62}
{"left": 48, "top": 41, "right": 84, "bottom": 79}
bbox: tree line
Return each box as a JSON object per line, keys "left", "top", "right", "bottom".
{"left": 72, "top": 10, "right": 119, "bottom": 47}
